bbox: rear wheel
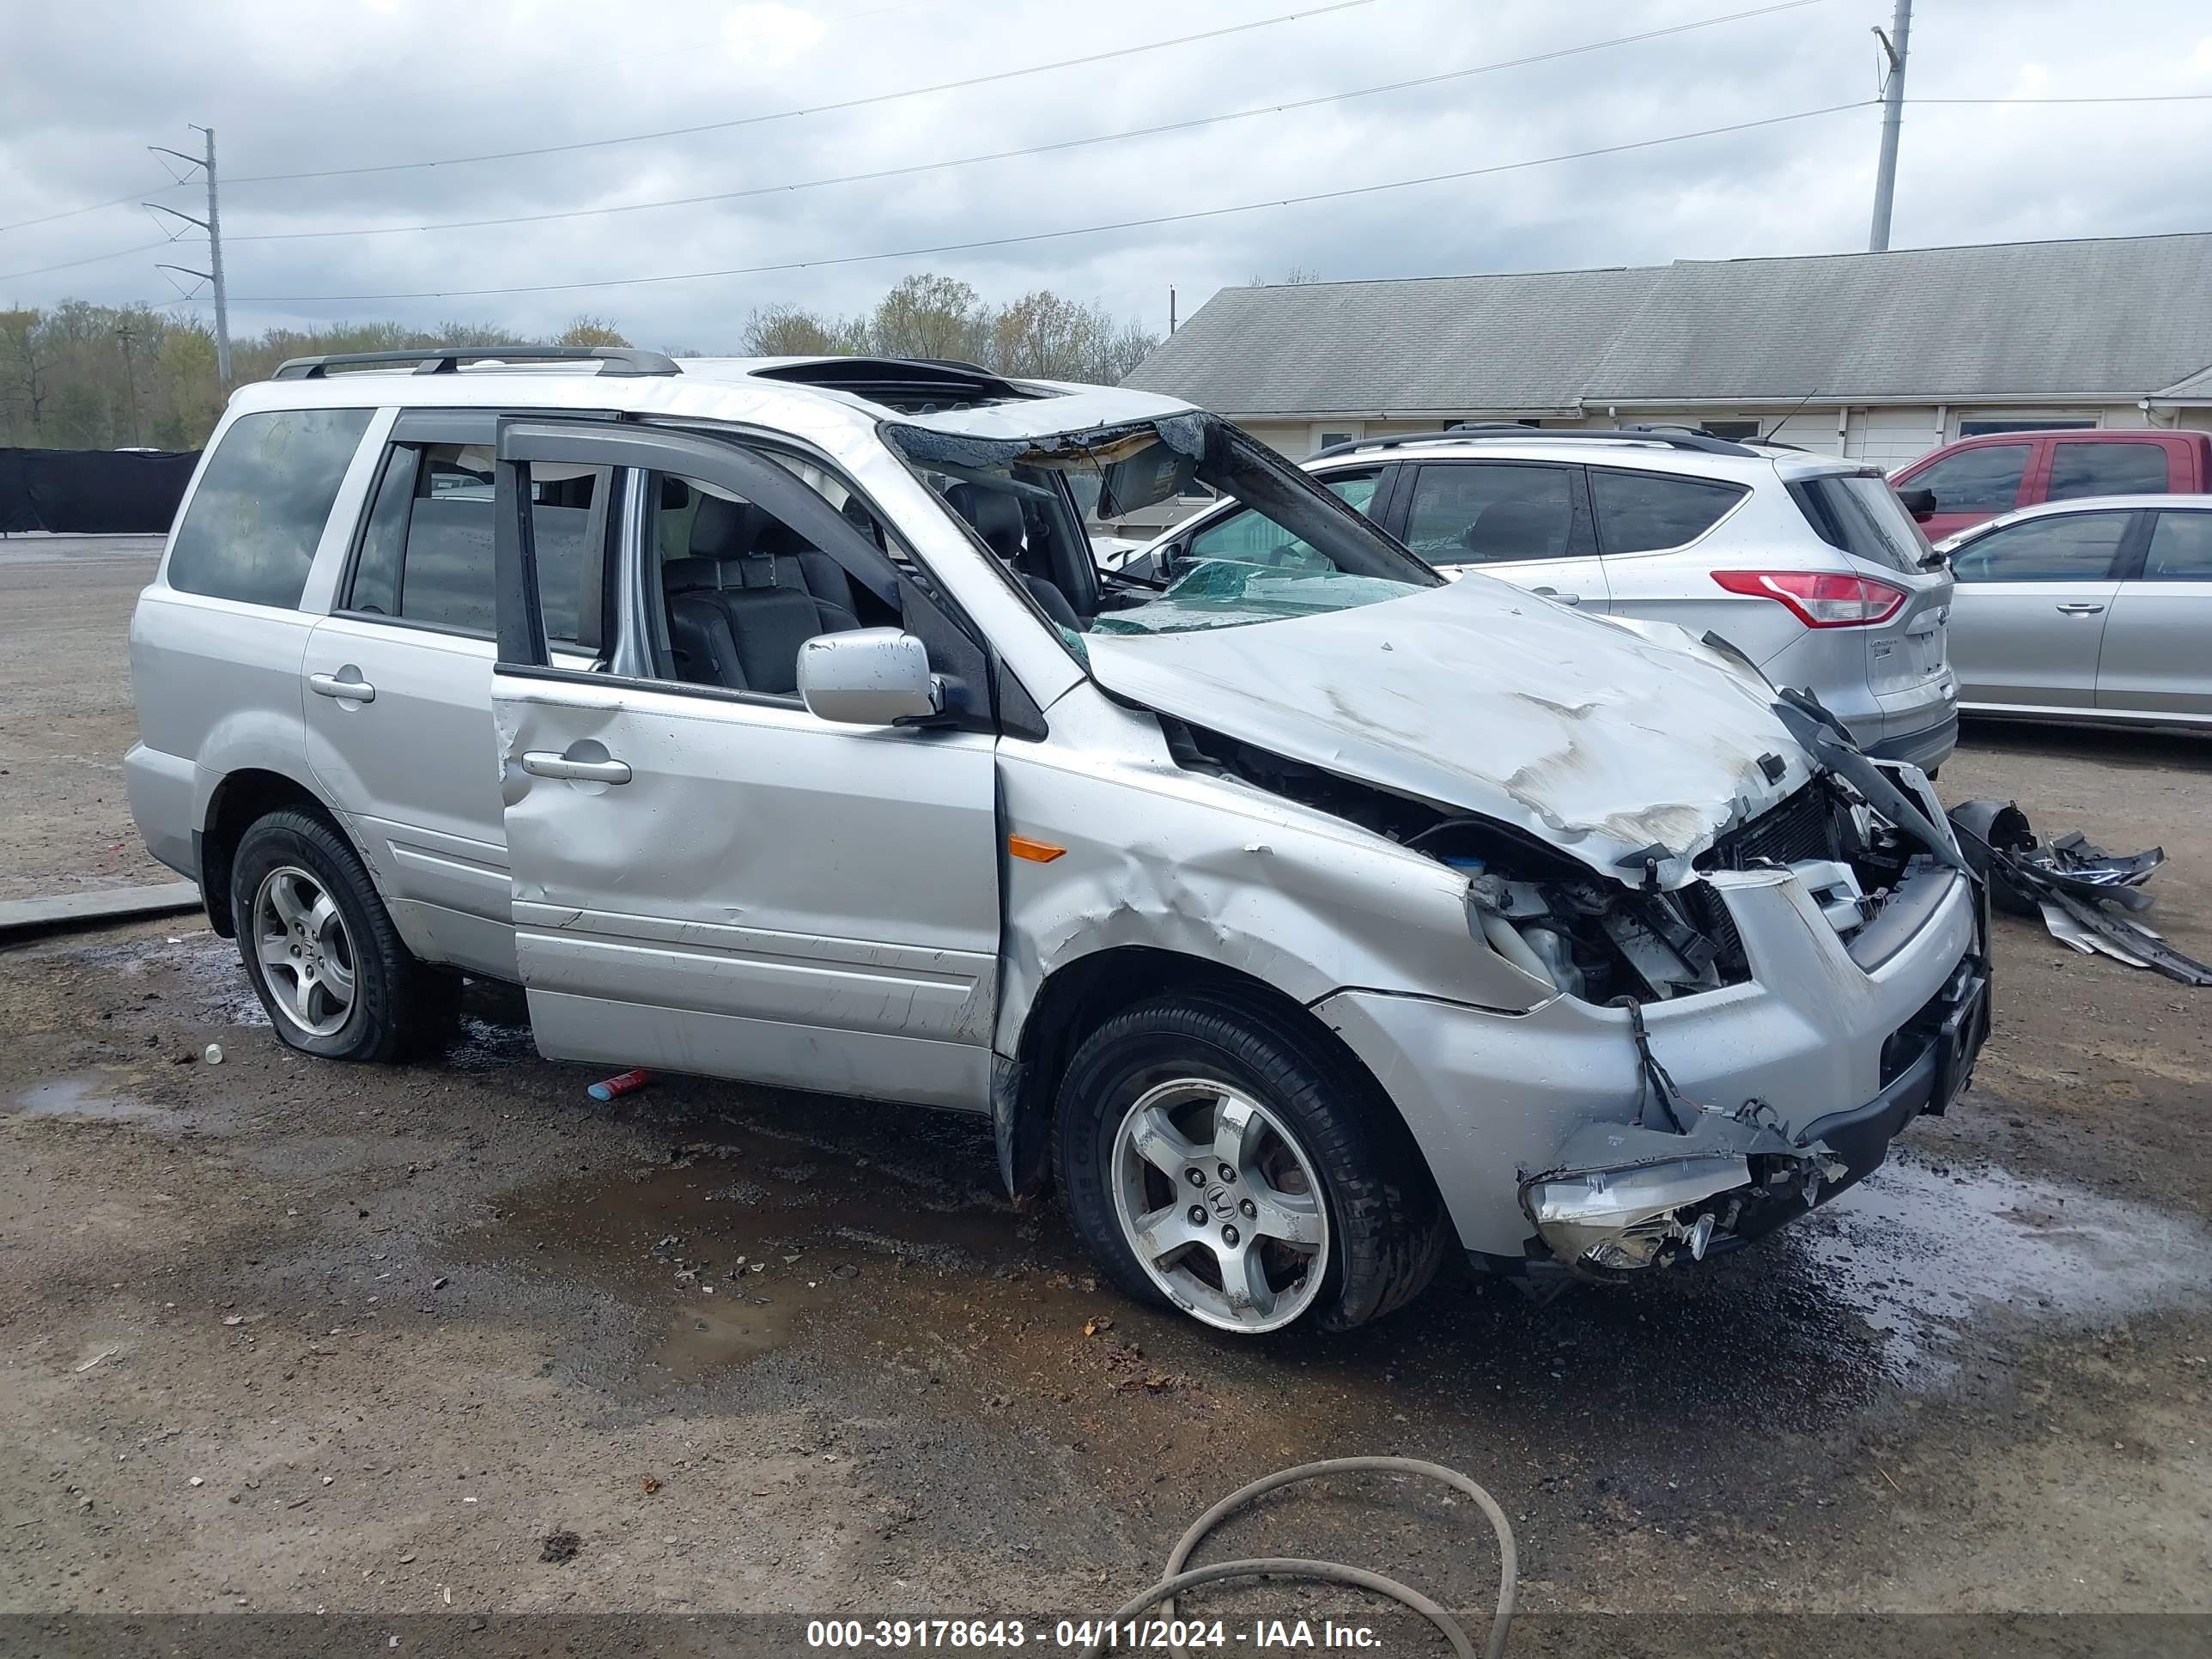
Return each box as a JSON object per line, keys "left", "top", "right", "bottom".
{"left": 1052, "top": 992, "right": 1445, "bottom": 1334}
{"left": 229, "top": 809, "right": 459, "bottom": 1062}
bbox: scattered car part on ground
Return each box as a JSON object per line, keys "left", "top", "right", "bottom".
{"left": 1948, "top": 798, "right": 2212, "bottom": 985}
{"left": 125, "top": 348, "right": 1993, "bottom": 1333}
{"left": 1084, "top": 1456, "right": 1516, "bottom": 1659}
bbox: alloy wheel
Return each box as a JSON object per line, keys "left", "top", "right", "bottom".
{"left": 251, "top": 865, "right": 357, "bottom": 1038}
{"left": 1109, "top": 1079, "right": 1328, "bottom": 1333}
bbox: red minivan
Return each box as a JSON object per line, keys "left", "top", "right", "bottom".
{"left": 1892, "top": 428, "right": 2212, "bottom": 540}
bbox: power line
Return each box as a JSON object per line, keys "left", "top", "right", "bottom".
{"left": 0, "top": 238, "right": 172, "bottom": 282}
{"left": 216, "top": 0, "right": 1387, "bottom": 185}
{"left": 215, "top": 102, "right": 1874, "bottom": 305}
{"left": 0, "top": 186, "right": 182, "bottom": 237}
{"left": 1911, "top": 93, "right": 2212, "bottom": 103}
{"left": 223, "top": 0, "right": 1828, "bottom": 246}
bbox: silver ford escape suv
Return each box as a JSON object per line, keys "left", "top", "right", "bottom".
{"left": 126, "top": 346, "right": 1991, "bottom": 1334}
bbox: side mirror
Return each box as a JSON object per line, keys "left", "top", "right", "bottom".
{"left": 797, "top": 629, "right": 944, "bottom": 726}
{"left": 1897, "top": 487, "right": 1937, "bottom": 522}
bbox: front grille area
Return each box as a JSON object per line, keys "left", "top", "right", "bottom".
{"left": 1698, "top": 781, "right": 1843, "bottom": 872}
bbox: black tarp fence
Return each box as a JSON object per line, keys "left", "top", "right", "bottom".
{"left": 0, "top": 447, "right": 200, "bottom": 534}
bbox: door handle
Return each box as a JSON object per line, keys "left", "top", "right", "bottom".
{"left": 308, "top": 671, "right": 375, "bottom": 702}
{"left": 520, "top": 751, "right": 632, "bottom": 784}
{"left": 2054, "top": 602, "right": 2106, "bottom": 616}
{"left": 1531, "top": 587, "right": 1583, "bottom": 605}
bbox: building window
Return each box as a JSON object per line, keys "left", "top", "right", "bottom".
{"left": 1957, "top": 418, "right": 2095, "bottom": 437}
{"left": 1697, "top": 420, "right": 1760, "bottom": 441}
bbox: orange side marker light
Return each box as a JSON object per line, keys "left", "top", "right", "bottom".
{"left": 1006, "top": 835, "right": 1066, "bottom": 863}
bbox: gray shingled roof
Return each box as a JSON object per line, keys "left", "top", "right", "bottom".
{"left": 1125, "top": 234, "right": 2212, "bottom": 415}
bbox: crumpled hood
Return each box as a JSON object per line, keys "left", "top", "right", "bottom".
{"left": 1084, "top": 574, "right": 1813, "bottom": 888}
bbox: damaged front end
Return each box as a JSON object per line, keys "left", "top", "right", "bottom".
{"left": 1159, "top": 689, "right": 1990, "bottom": 1282}
{"left": 1503, "top": 702, "right": 1990, "bottom": 1279}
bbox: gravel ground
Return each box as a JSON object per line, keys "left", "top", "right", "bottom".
{"left": 3, "top": 537, "right": 2209, "bottom": 1650}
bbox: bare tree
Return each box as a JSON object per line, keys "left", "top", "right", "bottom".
{"left": 556, "top": 315, "right": 630, "bottom": 348}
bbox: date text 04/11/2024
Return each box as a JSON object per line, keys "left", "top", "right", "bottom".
{"left": 805, "top": 1618, "right": 1384, "bottom": 1649}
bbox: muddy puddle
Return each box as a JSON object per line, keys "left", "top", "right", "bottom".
{"left": 9, "top": 1073, "right": 165, "bottom": 1122}
{"left": 449, "top": 1107, "right": 1100, "bottom": 1389}
{"left": 70, "top": 928, "right": 269, "bottom": 1027}
{"left": 1793, "top": 1148, "right": 2212, "bottom": 1375}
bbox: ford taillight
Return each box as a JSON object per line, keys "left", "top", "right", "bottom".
{"left": 1711, "top": 569, "right": 1907, "bottom": 629}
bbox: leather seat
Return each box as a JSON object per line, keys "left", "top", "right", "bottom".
{"left": 663, "top": 496, "right": 857, "bottom": 695}
{"left": 945, "top": 483, "right": 1082, "bottom": 631}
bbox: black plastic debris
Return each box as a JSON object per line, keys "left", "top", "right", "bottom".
{"left": 1948, "top": 799, "right": 2212, "bottom": 987}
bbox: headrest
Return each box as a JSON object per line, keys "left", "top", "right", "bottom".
{"left": 750, "top": 513, "right": 813, "bottom": 558}
{"left": 945, "top": 483, "right": 1024, "bottom": 561}
{"left": 1462, "top": 500, "right": 1562, "bottom": 557}
{"left": 688, "top": 494, "right": 751, "bottom": 560}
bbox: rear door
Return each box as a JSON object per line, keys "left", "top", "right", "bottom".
{"left": 1945, "top": 508, "right": 2137, "bottom": 710}
{"left": 1896, "top": 441, "right": 2035, "bottom": 540}
{"left": 2094, "top": 506, "right": 2212, "bottom": 721}
{"left": 489, "top": 417, "right": 1003, "bottom": 1110}
{"left": 2044, "top": 435, "right": 2185, "bottom": 504}
{"left": 301, "top": 410, "right": 612, "bottom": 978}
{"left": 1392, "top": 459, "right": 1607, "bottom": 609}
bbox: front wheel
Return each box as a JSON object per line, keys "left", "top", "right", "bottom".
{"left": 1051, "top": 993, "right": 1445, "bottom": 1334}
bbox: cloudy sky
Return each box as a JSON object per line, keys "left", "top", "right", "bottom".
{"left": 4, "top": 0, "right": 2209, "bottom": 349}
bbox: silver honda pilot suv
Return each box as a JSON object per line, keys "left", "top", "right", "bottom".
{"left": 126, "top": 347, "right": 1990, "bottom": 1335}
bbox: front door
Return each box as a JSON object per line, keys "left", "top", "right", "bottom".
{"left": 489, "top": 419, "right": 1003, "bottom": 1112}
{"left": 2096, "top": 507, "right": 2212, "bottom": 720}
{"left": 1945, "top": 508, "right": 2138, "bottom": 711}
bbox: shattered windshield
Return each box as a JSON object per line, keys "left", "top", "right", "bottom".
{"left": 882, "top": 410, "right": 1437, "bottom": 642}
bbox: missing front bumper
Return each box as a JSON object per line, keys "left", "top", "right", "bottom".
{"left": 1518, "top": 955, "right": 1990, "bottom": 1275}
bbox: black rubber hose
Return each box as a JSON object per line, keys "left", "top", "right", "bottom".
{"left": 1079, "top": 1455, "right": 1517, "bottom": 1659}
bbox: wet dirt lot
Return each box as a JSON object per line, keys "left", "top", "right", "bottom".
{"left": 3, "top": 538, "right": 2209, "bottom": 1646}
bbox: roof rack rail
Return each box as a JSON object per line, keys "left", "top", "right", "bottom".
{"left": 1308, "top": 423, "right": 1762, "bottom": 462}
{"left": 270, "top": 345, "right": 682, "bottom": 380}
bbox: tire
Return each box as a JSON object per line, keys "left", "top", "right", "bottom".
{"left": 228, "top": 809, "right": 461, "bottom": 1063}
{"left": 1051, "top": 991, "right": 1446, "bottom": 1335}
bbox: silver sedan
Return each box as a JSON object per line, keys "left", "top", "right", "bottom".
{"left": 1940, "top": 494, "right": 2212, "bottom": 730}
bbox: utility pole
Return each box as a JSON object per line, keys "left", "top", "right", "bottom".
{"left": 1169, "top": 287, "right": 1177, "bottom": 335}
{"left": 145, "top": 125, "right": 232, "bottom": 387}
{"left": 1867, "top": 0, "right": 1911, "bottom": 252}
{"left": 113, "top": 323, "right": 143, "bottom": 446}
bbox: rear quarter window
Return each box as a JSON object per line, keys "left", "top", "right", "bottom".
{"left": 1589, "top": 469, "right": 1746, "bottom": 554}
{"left": 167, "top": 407, "right": 374, "bottom": 608}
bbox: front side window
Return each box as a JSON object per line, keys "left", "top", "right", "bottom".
{"left": 1589, "top": 469, "right": 1746, "bottom": 554}
{"left": 2142, "top": 511, "right": 2212, "bottom": 580}
{"left": 2047, "top": 441, "right": 2169, "bottom": 501}
{"left": 348, "top": 442, "right": 605, "bottom": 643}
{"left": 1909, "top": 443, "right": 2029, "bottom": 515}
{"left": 1402, "top": 463, "right": 1574, "bottom": 564}
{"left": 167, "top": 407, "right": 374, "bottom": 607}
{"left": 645, "top": 470, "right": 894, "bottom": 696}
{"left": 1949, "top": 511, "right": 2132, "bottom": 583}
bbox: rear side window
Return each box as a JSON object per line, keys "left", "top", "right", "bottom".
{"left": 1949, "top": 511, "right": 2132, "bottom": 583}
{"left": 1907, "top": 443, "right": 2028, "bottom": 515}
{"left": 2142, "top": 511, "right": 2212, "bottom": 580}
{"left": 346, "top": 442, "right": 605, "bottom": 643}
{"left": 167, "top": 408, "right": 374, "bottom": 607}
{"left": 1403, "top": 463, "right": 1575, "bottom": 563}
{"left": 1589, "top": 470, "right": 1745, "bottom": 554}
{"left": 2047, "top": 441, "right": 2169, "bottom": 501}
{"left": 1788, "top": 473, "right": 1932, "bottom": 574}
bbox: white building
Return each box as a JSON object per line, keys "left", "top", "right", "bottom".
{"left": 1124, "top": 233, "right": 2212, "bottom": 468}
